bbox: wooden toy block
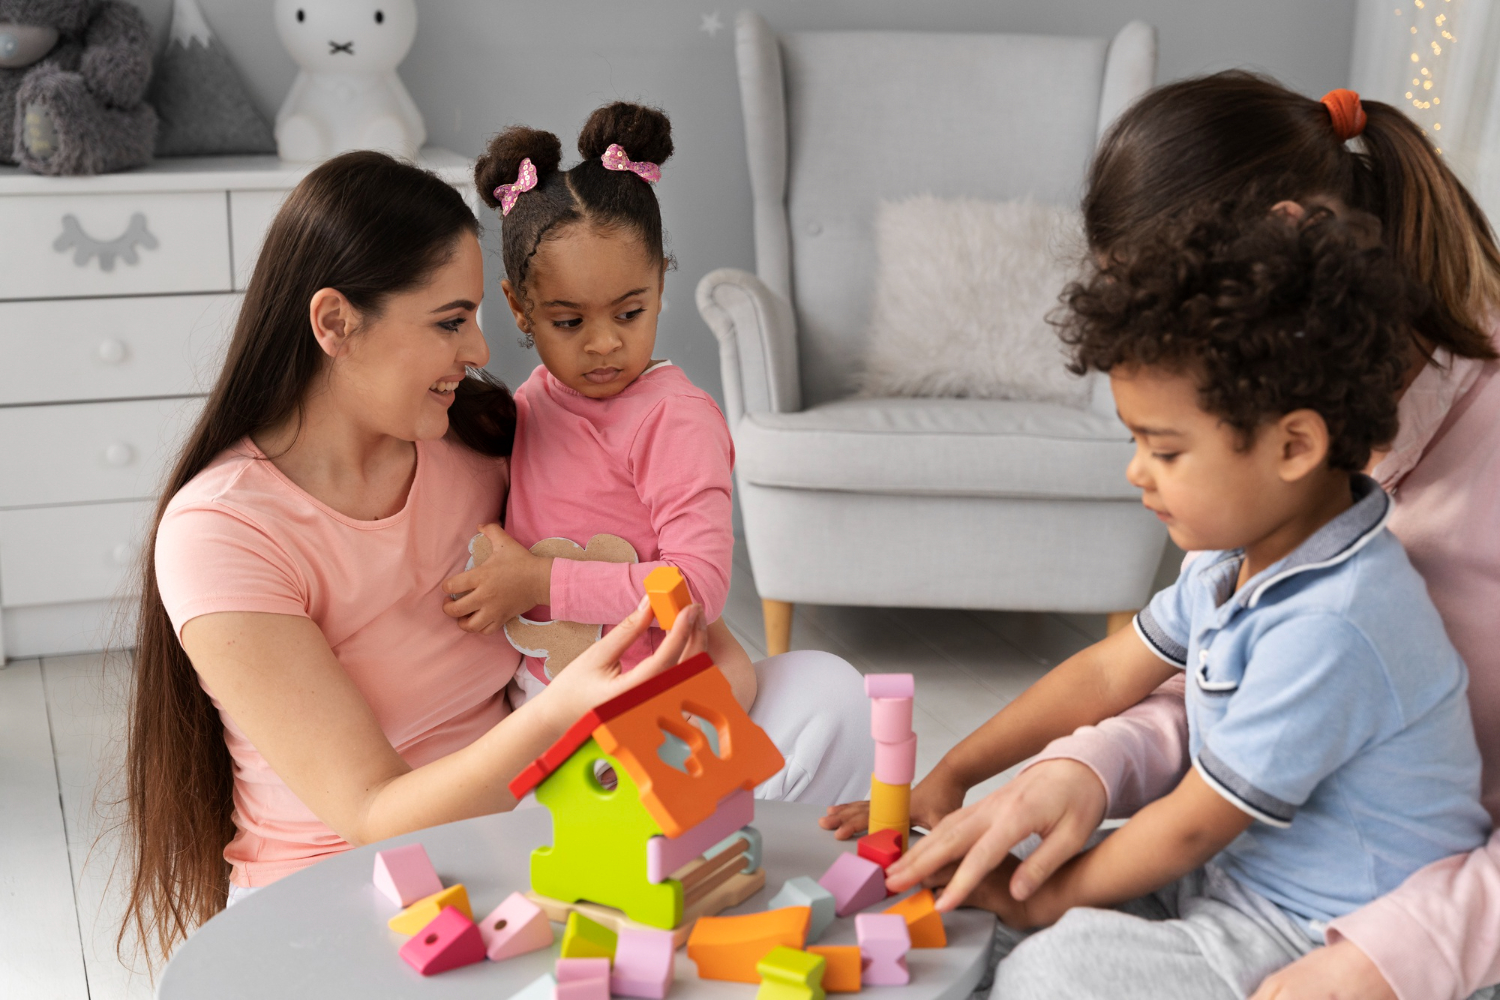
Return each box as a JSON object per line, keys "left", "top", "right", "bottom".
{"left": 686, "top": 906, "right": 812, "bottom": 983}
{"left": 872, "top": 734, "right": 917, "bottom": 786}
{"left": 707, "top": 824, "right": 762, "bottom": 874}
{"left": 479, "top": 891, "right": 555, "bottom": 961}
{"left": 857, "top": 829, "right": 904, "bottom": 872}
{"left": 644, "top": 565, "right": 693, "bottom": 631}
{"left": 528, "top": 865, "right": 766, "bottom": 949}
{"left": 756, "top": 946, "right": 826, "bottom": 1000}
{"left": 868, "top": 778, "right": 911, "bottom": 849}
{"left": 767, "top": 876, "right": 836, "bottom": 944}
{"left": 388, "top": 884, "right": 472, "bottom": 935}
{"left": 373, "top": 843, "right": 443, "bottom": 908}
{"left": 806, "top": 946, "right": 862, "bottom": 993}
{"left": 854, "top": 913, "right": 910, "bottom": 986}
{"left": 680, "top": 839, "right": 754, "bottom": 909}
{"left": 883, "top": 889, "right": 947, "bottom": 949}
{"left": 863, "top": 674, "right": 914, "bottom": 699}
{"left": 510, "top": 973, "right": 558, "bottom": 1000}
{"left": 593, "top": 664, "right": 785, "bottom": 837}
{"left": 560, "top": 911, "right": 618, "bottom": 962}
{"left": 647, "top": 788, "right": 754, "bottom": 881}
{"left": 609, "top": 928, "right": 676, "bottom": 999}
{"left": 555, "top": 957, "right": 611, "bottom": 1000}
{"left": 398, "top": 906, "right": 485, "bottom": 976}
{"left": 869, "top": 698, "right": 914, "bottom": 745}
{"left": 817, "top": 853, "right": 886, "bottom": 917}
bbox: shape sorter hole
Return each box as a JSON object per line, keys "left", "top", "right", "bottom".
{"left": 424, "top": 933, "right": 439, "bottom": 945}
{"left": 493, "top": 918, "right": 508, "bottom": 931}
{"left": 590, "top": 758, "right": 619, "bottom": 792}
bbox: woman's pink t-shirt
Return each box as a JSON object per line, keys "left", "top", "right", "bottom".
{"left": 154, "top": 436, "right": 521, "bottom": 887}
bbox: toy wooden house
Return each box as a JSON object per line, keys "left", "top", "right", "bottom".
{"left": 509, "top": 653, "right": 785, "bottom": 945}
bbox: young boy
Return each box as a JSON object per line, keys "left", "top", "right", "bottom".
{"left": 839, "top": 206, "right": 1491, "bottom": 997}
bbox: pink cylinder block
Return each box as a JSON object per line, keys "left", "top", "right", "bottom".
{"left": 873, "top": 733, "right": 917, "bottom": 785}
{"left": 864, "top": 674, "right": 914, "bottom": 699}
{"left": 870, "top": 697, "right": 913, "bottom": 744}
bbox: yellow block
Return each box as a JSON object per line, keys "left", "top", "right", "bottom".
{"left": 645, "top": 565, "right": 693, "bottom": 630}
{"left": 388, "top": 884, "right": 471, "bottom": 935}
{"left": 869, "top": 778, "right": 910, "bottom": 849}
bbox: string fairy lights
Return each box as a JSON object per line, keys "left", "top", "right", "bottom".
{"left": 1393, "top": 0, "right": 1455, "bottom": 153}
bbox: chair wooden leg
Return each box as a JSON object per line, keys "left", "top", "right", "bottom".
{"left": 1106, "top": 611, "right": 1137, "bottom": 636}
{"left": 762, "top": 599, "right": 793, "bottom": 656}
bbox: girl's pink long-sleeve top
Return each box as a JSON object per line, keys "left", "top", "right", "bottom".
{"left": 504, "top": 362, "right": 734, "bottom": 683}
{"left": 1029, "top": 338, "right": 1500, "bottom": 1000}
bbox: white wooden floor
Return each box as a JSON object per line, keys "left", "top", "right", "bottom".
{"left": 0, "top": 539, "right": 1124, "bottom": 1000}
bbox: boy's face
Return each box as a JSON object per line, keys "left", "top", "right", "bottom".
{"left": 1112, "top": 365, "right": 1312, "bottom": 554}
{"left": 504, "top": 224, "right": 666, "bottom": 399}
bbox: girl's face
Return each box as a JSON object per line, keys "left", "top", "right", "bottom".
{"left": 322, "top": 233, "right": 488, "bottom": 441}
{"left": 503, "top": 224, "right": 666, "bottom": 399}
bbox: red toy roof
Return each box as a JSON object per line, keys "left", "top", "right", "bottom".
{"left": 507, "top": 652, "right": 717, "bottom": 799}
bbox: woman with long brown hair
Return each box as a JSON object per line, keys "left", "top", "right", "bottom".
{"left": 876, "top": 74, "right": 1500, "bottom": 1000}
{"left": 122, "top": 149, "right": 871, "bottom": 966}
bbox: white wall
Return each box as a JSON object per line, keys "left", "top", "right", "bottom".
{"left": 130, "top": 0, "right": 1358, "bottom": 397}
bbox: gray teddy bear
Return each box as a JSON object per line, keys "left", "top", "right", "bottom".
{"left": 0, "top": 0, "right": 156, "bottom": 175}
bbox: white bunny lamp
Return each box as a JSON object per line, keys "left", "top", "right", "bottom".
{"left": 271, "top": 0, "right": 426, "bottom": 162}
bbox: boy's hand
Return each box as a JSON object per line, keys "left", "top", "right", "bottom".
{"left": 818, "top": 768, "right": 970, "bottom": 840}
{"left": 441, "top": 524, "right": 553, "bottom": 634}
{"left": 1249, "top": 941, "right": 1396, "bottom": 1000}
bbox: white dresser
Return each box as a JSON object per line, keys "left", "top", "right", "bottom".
{"left": 0, "top": 150, "right": 477, "bottom": 661}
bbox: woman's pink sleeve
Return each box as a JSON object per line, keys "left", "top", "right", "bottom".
{"left": 1022, "top": 673, "right": 1191, "bottom": 818}
{"left": 548, "top": 396, "right": 734, "bottom": 626}
{"left": 1326, "top": 834, "right": 1500, "bottom": 1000}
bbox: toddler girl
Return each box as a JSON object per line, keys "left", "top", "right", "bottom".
{"left": 443, "top": 103, "right": 734, "bottom": 705}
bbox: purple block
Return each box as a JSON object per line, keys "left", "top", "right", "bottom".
{"left": 610, "top": 928, "right": 675, "bottom": 998}
{"left": 556, "top": 958, "right": 611, "bottom": 1000}
{"left": 870, "top": 697, "right": 914, "bottom": 744}
{"left": 479, "top": 891, "right": 555, "bottom": 961}
{"left": 373, "top": 843, "right": 443, "bottom": 908}
{"left": 864, "top": 674, "right": 914, "bottom": 699}
{"left": 855, "top": 913, "right": 910, "bottom": 986}
{"left": 817, "top": 852, "right": 887, "bottom": 917}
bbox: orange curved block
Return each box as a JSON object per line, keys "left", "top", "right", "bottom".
{"left": 686, "top": 906, "right": 812, "bottom": 983}
{"left": 883, "top": 889, "right": 947, "bottom": 948}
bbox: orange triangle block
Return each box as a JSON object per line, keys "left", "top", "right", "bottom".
{"left": 882, "top": 889, "right": 946, "bottom": 948}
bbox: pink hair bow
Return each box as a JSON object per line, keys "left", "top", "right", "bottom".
{"left": 494, "top": 158, "right": 538, "bottom": 216}
{"left": 601, "top": 143, "right": 661, "bottom": 183}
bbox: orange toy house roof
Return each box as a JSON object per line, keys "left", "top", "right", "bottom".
{"left": 509, "top": 653, "right": 785, "bottom": 838}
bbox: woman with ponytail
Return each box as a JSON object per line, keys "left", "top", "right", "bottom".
{"left": 887, "top": 73, "right": 1500, "bottom": 1000}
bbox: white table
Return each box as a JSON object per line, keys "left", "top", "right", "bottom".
{"left": 158, "top": 802, "right": 996, "bottom": 1000}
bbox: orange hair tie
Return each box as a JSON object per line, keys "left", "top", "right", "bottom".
{"left": 1321, "top": 88, "right": 1367, "bottom": 141}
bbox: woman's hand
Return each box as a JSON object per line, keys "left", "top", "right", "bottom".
{"left": 819, "top": 766, "right": 970, "bottom": 840}
{"left": 538, "top": 594, "right": 708, "bottom": 728}
{"left": 441, "top": 523, "right": 552, "bottom": 634}
{"left": 885, "top": 758, "right": 1107, "bottom": 911}
{"left": 1249, "top": 941, "right": 1396, "bottom": 1000}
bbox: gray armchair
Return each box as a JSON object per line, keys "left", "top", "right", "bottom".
{"left": 697, "top": 12, "right": 1168, "bottom": 654}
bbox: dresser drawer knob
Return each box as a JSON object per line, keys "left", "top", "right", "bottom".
{"left": 111, "top": 543, "right": 136, "bottom": 566}
{"left": 96, "top": 338, "right": 129, "bottom": 364}
{"left": 103, "top": 442, "right": 136, "bottom": 467}
{"left": 54, "top": 213, "right": 159, "bottom": 272}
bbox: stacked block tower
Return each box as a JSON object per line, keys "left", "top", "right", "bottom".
{"left": 865, "top": 674, "right": 916, "bottom": 849}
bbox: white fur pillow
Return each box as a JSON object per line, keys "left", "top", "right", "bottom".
{"left": 858, "top": 195, "right": 1090, "bottom": 407}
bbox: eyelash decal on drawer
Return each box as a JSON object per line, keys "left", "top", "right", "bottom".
{"left": 53, "top": 213, "right": 159, "bottom": 272}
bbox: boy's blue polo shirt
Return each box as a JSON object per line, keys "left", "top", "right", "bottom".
{"left": 1136, "top": 475, "right": 1489, "bottom": 932}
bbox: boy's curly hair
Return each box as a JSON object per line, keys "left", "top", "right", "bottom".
{"left": 1058, "top": 204, "right": 1422, "bottom": 472}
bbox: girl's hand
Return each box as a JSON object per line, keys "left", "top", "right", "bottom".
{"left": 885, "top": 758, "right": 1106, "bottom": 911}
{"left": 538, "top": 595, "right": 708, "bottom": 728}
{"left": 1249, "top": 941, "right": 1396, "bottom": 1000}
{"left": 441, "top": 524, "right": 552, "bottom": 634}
{"left": 918, "top": 854, "right": 1055, "bottom": 929}
{"left": 819, "top": 766, "right": 970, "bottom": 840}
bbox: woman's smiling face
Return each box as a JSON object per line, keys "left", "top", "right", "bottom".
{"left": 321, "top": 232, "right": 488, "bottom": 441}
{"left": 503, "top": 223, "right": 666, "bottom": 399}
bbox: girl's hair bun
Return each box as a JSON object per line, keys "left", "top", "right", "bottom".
{"left": 577, "top": 102, "right": 674, "bottom": 167}
{"left": 475, "top": 126, "right": 563, "bottom": 210}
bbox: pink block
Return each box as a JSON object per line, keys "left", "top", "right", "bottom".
{"left": 870, "top": 697, "right": 914, "bottom": 744}
{"left": 855, "top": 913, "right": 911, "bottom": 986}
{"left": 864, "top": 674, "right": 914, "bottom": 699}
{"left": 873, "top": 733, "right": 917, "bottom": 785}
{"left": 556, "top": 958, "right": 611, "bottom": 1000}
{"left": 398, "top": 906, "right": 486, "bottom": 976}
{"left": 373, "top": 843, "right": 443, "bottom": 908}
{"left": 479, "top": 891, "right": 555, "bottom": 961}
{"left": 817, "top": 852, "right": 887, "bottom": 917}
{"left": 609, "top": 928, "right": 675, "bottom": 998}
{"left": 646, "top": 787, "right": 754, "bottom": 882}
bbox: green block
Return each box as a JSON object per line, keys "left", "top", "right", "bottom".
{"left": 560, "top": 911, "right": 619, "bottom": 961}
{"left": 756, "top": 947, "right": 826, "bottom": 1000}
{"left": 532, "top": 737, "right": 684, "bottom": 929}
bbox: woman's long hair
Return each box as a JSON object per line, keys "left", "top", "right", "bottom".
{"left": 1086, "top": 71, "right": 1500, "bottom": 359}
{"left": 119, "top": 151, "right": 516, "bottom": 965}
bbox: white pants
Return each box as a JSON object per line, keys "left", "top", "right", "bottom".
{"left": 227, "top": 649, "right": 873, "bottom": 908}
